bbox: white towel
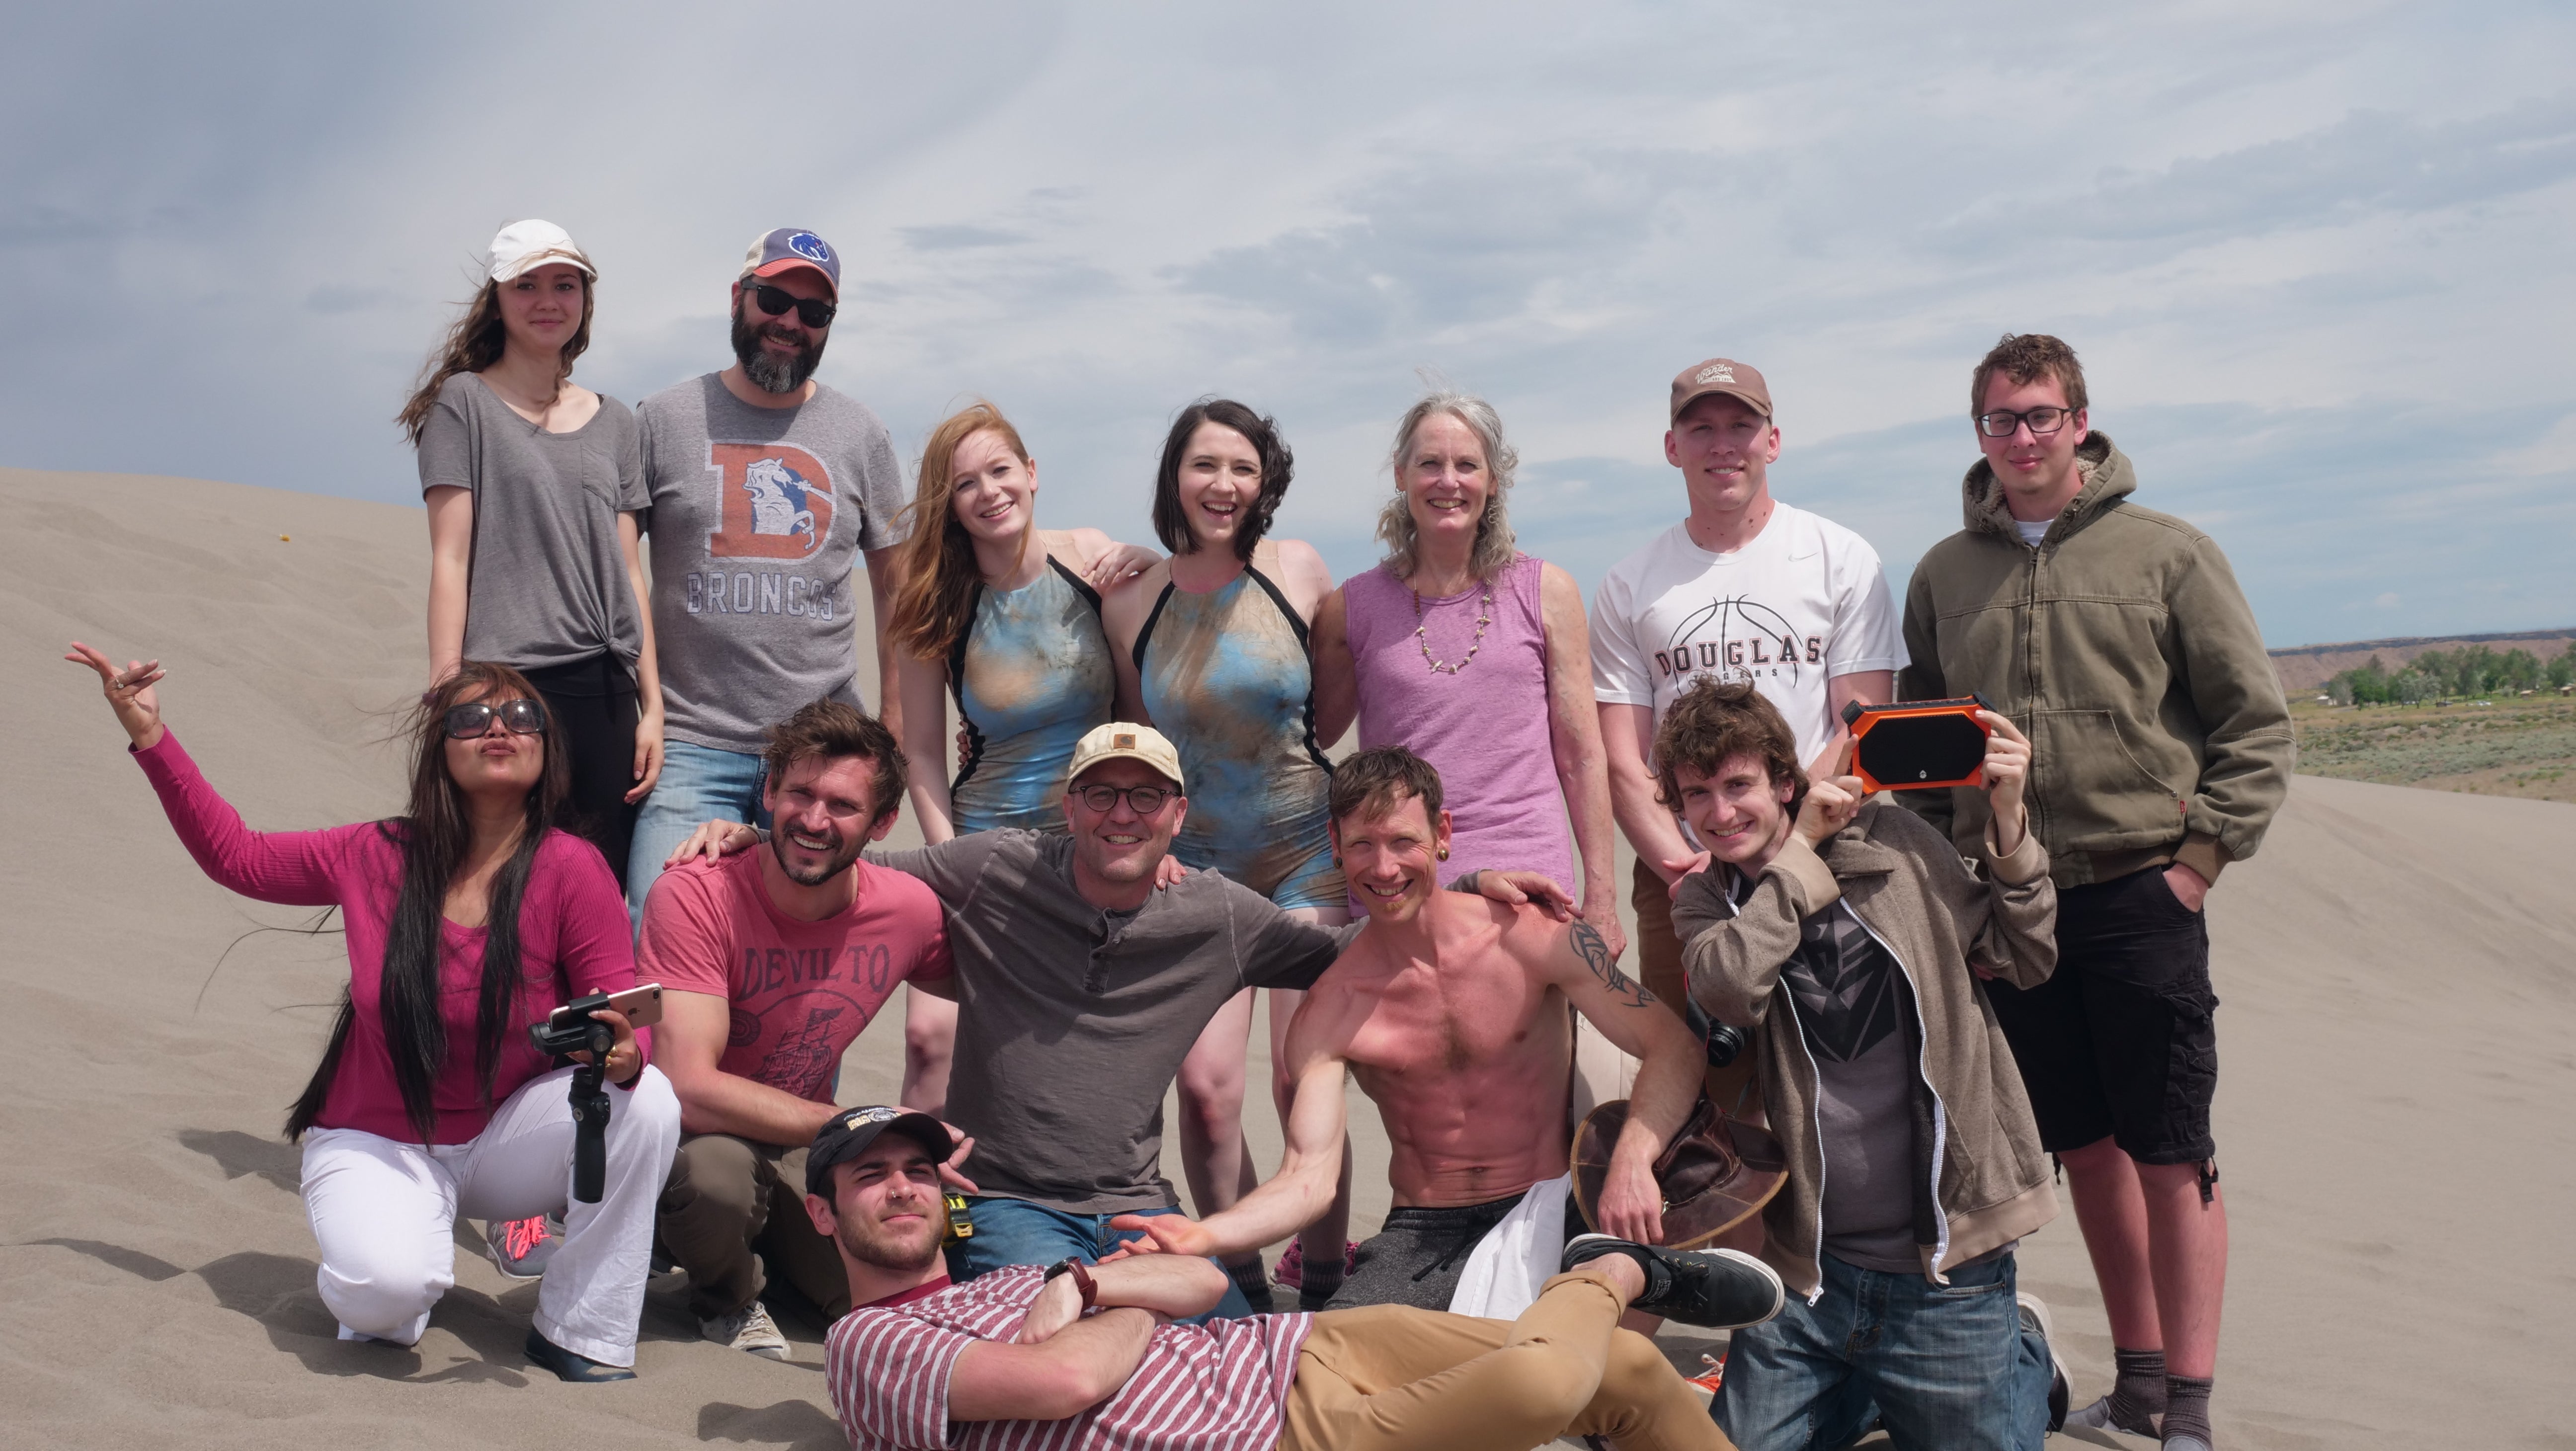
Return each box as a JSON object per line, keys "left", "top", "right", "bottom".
{"left": 1446, "top": 1173, "right": 1573, "bottom": 1320}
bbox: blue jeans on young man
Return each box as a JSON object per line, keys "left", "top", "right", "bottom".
{"left": 1715, "top": 1249, "right": 2052, "bottom": 1451}
{"left": 946, "top": 1197, "right": 1256, "bottom": 1323}
{"left": 626, "top": 740, "right": 771, "bottom": 935}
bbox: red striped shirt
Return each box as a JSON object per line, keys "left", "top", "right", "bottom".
{"left": 825, "top": 1266, "right": 1312, "bottom": 1451}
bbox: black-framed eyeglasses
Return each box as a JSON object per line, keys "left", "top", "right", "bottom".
{"left": 444, "top": 698, "right": 546, "bottom": 739}
{"left": 1977, "top": 406, "right": 2075, "bottom": 439}
{"left": 1072, "top": 783, "right": 1174, "bottom": 815}
{"left": 745, "top": 282, "right": 836, "bottom": 329}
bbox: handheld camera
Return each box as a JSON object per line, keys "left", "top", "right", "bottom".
{"left": 1838, "top": 696, "right": 1995, "bottom": 793}
{"left": 525, "top": 984, "right": 662, "bottom": 1204}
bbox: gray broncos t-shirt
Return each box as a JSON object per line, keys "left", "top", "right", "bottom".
{"left": 637, "top": 375, "right": 908, "bottom": 752}
{"left": 416, "top": 374, "right": 649, "bottom": 674}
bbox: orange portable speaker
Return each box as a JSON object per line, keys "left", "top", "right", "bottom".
{"left": 1838, "top": 696, "right": 1993, "bottom": 792}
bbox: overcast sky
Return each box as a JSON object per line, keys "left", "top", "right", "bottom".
{"left": 7, "top": 1, "right": 2571, "bottom": 647}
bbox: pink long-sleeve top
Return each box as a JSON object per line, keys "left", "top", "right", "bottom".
{"left": 134, "top": 728, "right": 646, "bottom": 1144}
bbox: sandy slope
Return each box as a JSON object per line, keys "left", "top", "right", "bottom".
{"left": 2, "top": 468, "right": 2569, "bottom": 1450}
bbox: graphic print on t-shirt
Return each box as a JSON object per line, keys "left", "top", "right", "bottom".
{"left": 1779, "top": 905, "right": 1903, "bottom": 1063}
{"left": 1653, "top": 594, "right": 1826, "bottom": 696}
{"left": 706, "top": 442, "right": 834, "bottom": 560}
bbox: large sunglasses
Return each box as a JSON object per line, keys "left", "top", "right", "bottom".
{"left": 444, "top": 698, "right": 546, "bottom": 739}
{"left": 745, "top": 282, "right": 836, "bottom": 329}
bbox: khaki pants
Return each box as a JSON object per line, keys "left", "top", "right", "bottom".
{"left": 1280, "top": 1267, "right": 1731, "bottom": 1451}
{"left": 656, "top": 1133, "right": 850, "bottom": 1321}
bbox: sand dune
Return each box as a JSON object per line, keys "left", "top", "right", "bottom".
{"left": 2, "top": 467, "right": 2568, "bottom": 1450}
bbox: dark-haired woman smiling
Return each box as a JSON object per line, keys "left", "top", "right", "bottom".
{"left": 66, "top": 643, "right": 679, "bottom": 1381}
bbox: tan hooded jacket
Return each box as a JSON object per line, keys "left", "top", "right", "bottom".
{"left": 1677, "top": 798, "right": 2058, "bottom": 1299}
{"left": 1899, "top": 433, "right": 2294, "bottom": 887}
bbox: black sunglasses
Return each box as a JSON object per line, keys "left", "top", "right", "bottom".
{"left": 745, "top": 282, "right": 836, "bottom": 329}
{"left": 444, "top": 698, "right": 546, "bottom": 739}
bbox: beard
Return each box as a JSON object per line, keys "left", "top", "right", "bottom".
{"left": 837, "top": 1198, "right": 945, "bottom": 1272}
{"left": 731, "top": 301, "right": 826, "bottom": 393}
{"left": 770, "top": 822, "right": 865, "bottom": 887}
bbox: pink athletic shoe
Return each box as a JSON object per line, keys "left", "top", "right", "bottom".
{"left": 1272, "top": 1239, "right": 1359, "bottom": 1290}
{"left": 485, "top": 1215, "right": 561, "bottom": 1281}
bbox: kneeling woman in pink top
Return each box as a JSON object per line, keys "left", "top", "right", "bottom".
{"left": 67, "top": 644, "right": 680, "bottom": 1382}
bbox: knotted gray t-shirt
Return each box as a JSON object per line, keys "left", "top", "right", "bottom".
{"left": 637, "top": 375, "right": 908, "bottom": 753}
{"left": 415, "top": 373, "right": 648, "bottom": 674}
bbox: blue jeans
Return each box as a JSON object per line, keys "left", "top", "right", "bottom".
{"left": 626, "top": 740, "right": 771, "bottom": 936}
{"left": 1715, "top": 1250, "right": 2052, "bottom": 1451}
{"left": 945, "top": 1197, "right": 1256, "bottom": 1323}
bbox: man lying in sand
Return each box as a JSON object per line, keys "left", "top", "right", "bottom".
{"left": 666, "top": 725, "right": 1564, "bottom": 1316}
{"left": 640, "top": 700, "right": 959, "bottom": 1359}
{"left": 1111, "top": 746, "right": 1743, "bottom": 1318}
{"left": 803, "top": 1104, "right": 1775, "bottom": 1451}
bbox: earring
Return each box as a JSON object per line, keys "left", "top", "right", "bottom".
{"left": 1437, "top": 846, "right": 1449, "bottom": 860}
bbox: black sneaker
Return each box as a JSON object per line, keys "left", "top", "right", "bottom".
{"left": 524, "top": 1328, "right": 636, "bottom": 1382}
{"left": 1560, "top": 1233, "right": 1785, "bottom": 1330}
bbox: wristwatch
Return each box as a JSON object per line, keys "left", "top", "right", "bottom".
{"left": 1042, "top": 1256, "right": 1098, "bottom": 1311}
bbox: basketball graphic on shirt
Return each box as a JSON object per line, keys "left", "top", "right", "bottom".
{"left": 1653, "top": 595, "right": 1826, "bottom": 690}
{"left": 706, "top": 442, "right": 834, "bottom": 559}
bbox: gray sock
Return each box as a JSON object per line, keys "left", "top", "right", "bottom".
{"left": 2104, "top": 1348, "right": 2167, "bottom": 1432}
{"left": 2162, "top": 1374, "right": 2213, "bottom": 1449}
{"left": 1225, "top": 1259, "right": 1271, "bottom": 1309}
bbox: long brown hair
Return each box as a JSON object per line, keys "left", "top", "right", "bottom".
{"left": 395, "top": 269, "right": 598, "bottom": 445}
{"left": 286, "top": 662, "right": 572, "bottom": 1142}
{"left": 887, "top": 402, "right": 1034, "bottom": 660}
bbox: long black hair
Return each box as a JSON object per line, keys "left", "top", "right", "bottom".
{"left": 1151, "top": 397, "right": 1294, "bottom": 562}
{"left": 285, "top": 663, "right": 570, "bottom": 1142}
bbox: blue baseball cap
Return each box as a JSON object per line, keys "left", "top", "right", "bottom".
{"left": 740, "top": 227, "right": 840, "bottom": 297}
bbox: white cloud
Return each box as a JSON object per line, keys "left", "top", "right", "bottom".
{"left": 2, "top": 0, "right": 2571, "bottom": 646}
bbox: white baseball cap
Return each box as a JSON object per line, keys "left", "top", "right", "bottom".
{"left": 1068, "top": 723, "right": 1186, "bottom": 790}
{"left": 484, "top": 219, "right": 596, "bottom": 284}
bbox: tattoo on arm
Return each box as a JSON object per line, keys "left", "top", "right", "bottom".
{"left": 1569, "top": 920, "right": 1655, "bottom": 1005}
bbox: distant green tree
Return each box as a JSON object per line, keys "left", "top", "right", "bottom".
{"left": 2548, "top": 643, "right": 2575, "bottom": 690}
{"left": 2391, "top": 668, "right": 2435, "bottom": 704}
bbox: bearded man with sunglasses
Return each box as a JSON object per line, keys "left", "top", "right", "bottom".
{"left": 627, "top": 229, "right": 913, "bottom": 931}
{"left": 1898, "top": 333, "right": 2291, "bottom": 1451}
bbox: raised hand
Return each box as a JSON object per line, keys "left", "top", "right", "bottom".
{"left": 1083, "top": 542, "right": 1162, "bottom": 592}
{"left": 662, "top": 818, "right": 761, "bottom": 869}
{"left": 66, "top": 642, "right": 167, "bottom": 750}
{"left": 1976, "top": 710, "right": 2032, "bottom": 857}
{"left": 1793, "top": 737, "right": 1863, "bottom": 849}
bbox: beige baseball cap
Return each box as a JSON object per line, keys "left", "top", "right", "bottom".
{"left": 1670, "top": 357, "right": 1772, "bottom": 421}
{"left": 484, "top": 219, "right": 595, "bottom": 284}
{"left": 1068, "top": 723, "right": 1185, "bottom": 790}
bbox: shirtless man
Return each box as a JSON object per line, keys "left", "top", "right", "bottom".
{"left": 1117, "top": 746, "right": 1760, "bottom": 1317}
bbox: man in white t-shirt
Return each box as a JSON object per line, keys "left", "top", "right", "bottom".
{"left": 1590, "top": 357, "right": 1905, "bottom": 1084}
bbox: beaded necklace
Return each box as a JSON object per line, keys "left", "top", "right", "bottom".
{"left": 1411, "top": 576, "right": 1493, "bottom": 674}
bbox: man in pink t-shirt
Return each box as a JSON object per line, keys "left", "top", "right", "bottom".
{"left": 644, "top": 700, "right": 953, "bottom": 1358}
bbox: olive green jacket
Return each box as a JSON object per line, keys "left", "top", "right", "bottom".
{"left": 1677, "top": 799, "right": 2059, "bottom": 1297}
{"left": 1898, "top": 433, "right": 2294, "bottom": 887}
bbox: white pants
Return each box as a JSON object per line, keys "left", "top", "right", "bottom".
{"left": 300, "top": 1065, "right": 681, "bottom": 1366}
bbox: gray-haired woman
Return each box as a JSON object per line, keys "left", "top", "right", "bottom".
{"left": 1312, "top": 393, "right": 1623, "bottom": 959}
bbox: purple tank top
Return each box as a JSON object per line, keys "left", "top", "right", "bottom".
{"left": 1344, "top": 554, "right": 1574, "bottom": 892}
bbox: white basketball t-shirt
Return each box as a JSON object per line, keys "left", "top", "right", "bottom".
{"left": 1590, "top": 502, "right": 1905, "bottom": 765}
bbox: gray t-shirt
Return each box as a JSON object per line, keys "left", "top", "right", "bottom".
{"left": 1739, "top": 877, "right": 1922, "bottom": 1275}
{"left": 416, "top": 374, "right": 648, "bottom": 674}
{"left": 870, "top": 830, "right": 1355, "bottom": 1214}
{"left": 637, "top": 375, "right": 908, "bottom": 752}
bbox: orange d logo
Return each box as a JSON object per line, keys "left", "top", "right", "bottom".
{"left": 706, "top": 444, "right": 834, "bottom": 559}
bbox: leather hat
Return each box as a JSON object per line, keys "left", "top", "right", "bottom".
{"left": 1570, "top": 1095, "right": 1787, "bottom": 1249}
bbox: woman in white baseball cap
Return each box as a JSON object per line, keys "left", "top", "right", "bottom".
{"left": 399, "top": 220, "right": 668, "bottom": 1279}
{"left": 398, "top": 220, "right": 664, "bottom": 900}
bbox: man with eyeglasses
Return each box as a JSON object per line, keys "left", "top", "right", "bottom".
{"left": 1898, "top": 333, "right": 2291, "bottom": 1451}
{"left": 662, "top": 721, "right": 1570, "bottom": 1320}
{"left": 626, "top": 228, "right": 914, "bottom": 931}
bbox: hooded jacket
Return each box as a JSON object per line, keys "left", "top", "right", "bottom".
{"left": 1677, "top": 798, "right": 2058, "bottom": 1298}
{"left": 1898, "top": 432, "right": 2293, "bottom": 887}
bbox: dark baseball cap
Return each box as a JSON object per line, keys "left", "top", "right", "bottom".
{"left": 741, "top": 227, "right": 841, "bottom": 297}
{"left": 1670, "top": 358, "right": 1773, "bottom": 421}
{"left": 805, "top": 1105, "right": 953, "bottom": 1195}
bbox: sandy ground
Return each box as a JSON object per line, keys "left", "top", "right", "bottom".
{"left": 3, "top": 467, "right": 2571, "bottom": 1450}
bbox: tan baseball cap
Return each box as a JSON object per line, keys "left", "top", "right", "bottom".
{"left": 1068, "top": 722, "right": 1185, "bottom": 790}
{"left": 1670, "top": 358, "right": 1772, "bottom": 421}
